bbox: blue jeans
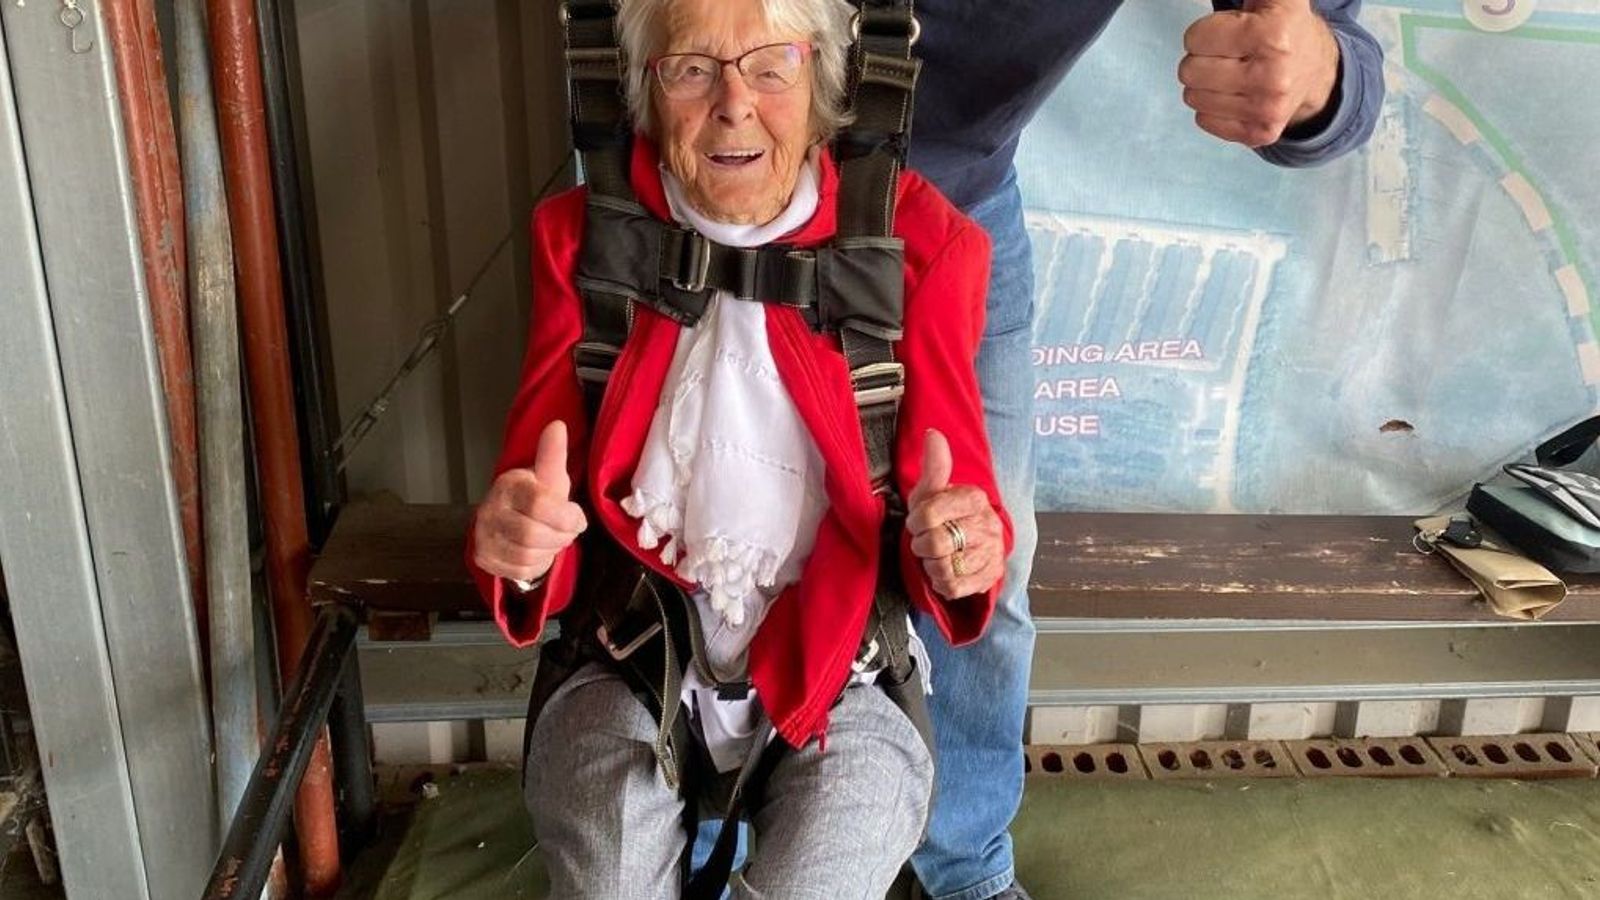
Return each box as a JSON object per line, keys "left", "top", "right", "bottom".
{"left": 910, "top": 170, "right": 1038, "bottom": 900}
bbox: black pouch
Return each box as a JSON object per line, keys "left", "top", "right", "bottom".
{"left": 1468, "top": 414, "right": 1600, "bottom": 574}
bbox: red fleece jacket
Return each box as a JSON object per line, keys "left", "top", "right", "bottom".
{"left": 467, "top": 139, "right": 1011, "bottom": 748}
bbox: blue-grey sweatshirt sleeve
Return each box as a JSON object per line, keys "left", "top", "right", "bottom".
{"left": 1214, "top": 0, "right": 1385, "bottom": 167}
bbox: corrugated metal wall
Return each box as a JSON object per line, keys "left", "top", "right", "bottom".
{"left": 295, "top": 0, "right": 570, "bottom": 503}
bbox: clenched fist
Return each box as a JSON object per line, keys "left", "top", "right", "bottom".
{"left": 905, "top": 429, "right": 1005, "bottom": 600}
{"left": 1179, "top": 0, "right": 1342, "bottom": 148}
{"left": 472, "top": 420, "right": 588, "bottom": 586}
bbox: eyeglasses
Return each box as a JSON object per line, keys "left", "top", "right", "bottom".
{"left": 650, "top": 41, "right": 812, "bottom": 101}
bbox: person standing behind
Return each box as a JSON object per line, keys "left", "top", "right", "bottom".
{"left": 903, "top": 3, "right": 1385, "bottom": 899}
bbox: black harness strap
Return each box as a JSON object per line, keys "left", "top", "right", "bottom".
{"left": 563, "top": 0, "right": 636, "bottom": 419}
{"left": 537, "top": 1, "right": 928, "bottom": 894}
{"left": 561, "top": 0, "right": 630, "bottom": 198}
{"left": 578, "top": 196, "right": 909, "bottom": 335}
{"left": 682, "top": 719, "right": 782, "bottom": 900}
{"left": 579, "top": 196, "right": 818, "bottom": 323}
{"left": 634, "top": 571, "right": 688, "bottom": 789}
{"left": 833, "top": 0, "right": 919, "bottom": 490}
{"left": 836, "top": 0, "right": 921, "bottom": 237}
{"left": 827, "top": 2, "right": 933, "bottom": 775}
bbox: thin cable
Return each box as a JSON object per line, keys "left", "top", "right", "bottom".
{"left": 330, "top": 153, "right": 574, "bottom": 470}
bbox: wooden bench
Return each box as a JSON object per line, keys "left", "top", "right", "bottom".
{"left": 309, "top": 501, "right": 1600, "bottom": 710}
{"left": 311, "top": 502, "right": 1600, "bottom": 625}
{"left": 1029, "top": 512, "right": 1600, "bottom": 623}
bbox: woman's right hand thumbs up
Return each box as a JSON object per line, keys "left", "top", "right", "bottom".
{"left": 472, "top": 420, "right": 589, "bottom": 585}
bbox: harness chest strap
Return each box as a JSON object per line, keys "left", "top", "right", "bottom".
{"left": 573, "top": 203, "right": 910, "bottom": 488}
{"left": 578, "top": 196, "right": 908, "bottom": 340}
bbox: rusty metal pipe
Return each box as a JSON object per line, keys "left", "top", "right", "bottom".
{"left": 206, "top": 0, "right": 342, "bottom": 892}
{"left": 173, "top": 0, "right": 258, "bottom": 840}
{"left": 257, "top": 0, "right": 344, "bottom": 548}
{"left": 103, "top": 0, "right": 207, "bottom": 653}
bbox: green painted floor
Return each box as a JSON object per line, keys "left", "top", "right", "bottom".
{"left": 340, "top": 769, "right": 1600, "bottom": 899}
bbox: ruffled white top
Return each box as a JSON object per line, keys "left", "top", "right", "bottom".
{"left": 620, "top": 156, "right": 828, "bottom": 771}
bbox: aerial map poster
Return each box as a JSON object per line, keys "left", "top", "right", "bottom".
{"left": 1019, "top": 0, "right": 1600, "bottom": 514}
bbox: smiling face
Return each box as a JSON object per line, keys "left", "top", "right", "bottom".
{"left": 653, "top": 0, "right": 815, "bottom": 225}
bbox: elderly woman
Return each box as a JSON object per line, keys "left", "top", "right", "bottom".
{"left": 467, "top": 0, "right": 1010, "bottom": 894}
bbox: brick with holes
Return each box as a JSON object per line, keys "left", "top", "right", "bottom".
{"left": 1024, "top": 744, "right": 1148, "bottom": 780}
{"left": 1135, "top": 740, "right": 1295, "bottom": 780}
{"left": 1284, "top": 737, "right": 1447, "bottom": 778}
{"left": 1425, "top": 733, "right": 1598, "bottom": 779}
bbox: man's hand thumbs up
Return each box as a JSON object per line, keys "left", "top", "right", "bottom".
{"left": 1179, "top": 0, "right": 1341, "bottom": 148}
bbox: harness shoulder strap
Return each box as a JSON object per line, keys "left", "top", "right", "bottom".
{"left": 835, "top": 0, "right": 921, "bottom": 238}
{"left": 562, "top": 0, "right": 631, "bottom": 199}
{"left": 562, "top": 1, "right": 641, "bottom": 417}
{"left": 833, "top": 0, "right": 920, "bottom": 491}
{"left": 829, "top": 4, "right": 933, "bottom": 769}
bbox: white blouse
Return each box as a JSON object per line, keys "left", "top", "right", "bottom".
{"left": 620, "top": 156, "right": 829, "bottom": 771}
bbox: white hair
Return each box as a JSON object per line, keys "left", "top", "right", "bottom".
{"left": 616, "top": 0, "right": 856, "bottom": 142}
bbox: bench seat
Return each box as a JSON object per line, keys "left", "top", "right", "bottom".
{"left": 311, "top": 502, "right": 1600, "bottom": 623}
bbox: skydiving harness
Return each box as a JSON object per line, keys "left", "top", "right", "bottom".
{"left": 525, "top": 2, "right": 926, "bottom": 895}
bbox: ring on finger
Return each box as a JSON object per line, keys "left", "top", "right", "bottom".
{"left": 942, "top": 519, "right": 968, "bottom": 554}
{"left": 951, "top": 551, "right": 969, "bottom": 577}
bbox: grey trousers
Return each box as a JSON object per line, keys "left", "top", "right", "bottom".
{"left": 525, "top": 663, "right": 934, "bottom": 899}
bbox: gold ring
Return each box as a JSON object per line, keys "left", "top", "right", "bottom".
{"left": 952, "top": 552, "right": 968, "bottom": 577}
{"left": 942, "top": 519, "right": 967, "bottom": 553}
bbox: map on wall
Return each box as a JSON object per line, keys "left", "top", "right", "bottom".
{"left": 1020, "top": 0, "right": 1600, "bottom": 514}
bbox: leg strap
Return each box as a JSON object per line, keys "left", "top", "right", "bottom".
{"left": 683, "top": 716, "right": 785, "bottom": 900}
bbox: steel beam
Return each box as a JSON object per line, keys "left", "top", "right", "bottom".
{"left": 358, "top": 637, "right": 536, "bottom": 723}
{"left": 1030, "top": 623, "right": 1600, "bottom": 706}
{"left": 0, "top": 25, "right": 151, "bottom": 900}
{"left": 354, "top": 620, "right": 1600, "bottom": 722}
{"left": 0, "top": 4, "right": 216, "bottom": 895}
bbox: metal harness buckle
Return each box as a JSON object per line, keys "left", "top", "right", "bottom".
{"left": 574, "top": 341, "right": 621, "bottom": 385}
{"left": 558, "top": 0, "right": 614, "bottom": 26}
{"left": 847, "top": 9, "right": 922, "bottom": 45}
{"left": 596, "top": 620, "right": 663, "bottom": 662}
{"left": 850, "top": 361, "right": 905, "bottom": 408}
{"left": 671, "top": 230, "right": 713, "bottom": 293}
{"left": 564, "top": 46, "right": 624, "bottom": 77}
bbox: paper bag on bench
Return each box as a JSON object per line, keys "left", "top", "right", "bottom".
{"left": 1414, "top": 515, "right": 1566, "bottom": 620}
